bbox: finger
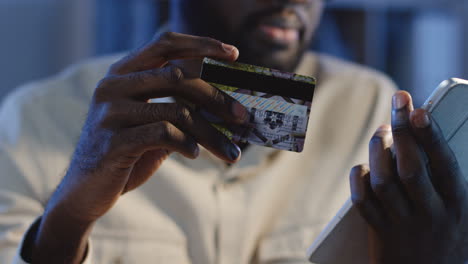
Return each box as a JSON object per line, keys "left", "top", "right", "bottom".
{"left": 109, "top": 32, "right": 239, "bottom": 75}
{"left": 350, "top": 165, "right": 389, "bottom": 231}
{"left": 115, "top": 122, "right": 200, "bottom": 159}
{"left": 369, "top": 125, "right": 411, "bottom": 221}
{"left": 114, "top": 104, "right": 242, "bottom": 163}
{"left": 96, "top": 66, "right": 182, "bottom": 100}
{"left": 122, "top": 149, "right": 172, "bottom": 194}
{"left": 391, "top": 91, "right": 441, "bottom": 212}
{"left": 410, "top": 109, "right": 466, "bottom": 205}
{"left": 96, "top": 67, "right": 249, "bottom": 125}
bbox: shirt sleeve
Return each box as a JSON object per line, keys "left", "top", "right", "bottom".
{"left": 7, "top": 217, "right": 92, "bottom": 264}
{"left": 0, "top": 55, "right": 122, "bottom": 264}
{"left": 0, "top": 149, "right": 93, "bottom": 264}
{"left": 0, "top": 146, "right": 42, "bottom": 263}
{"left": 0, "top": 77, "right": 93, "bottom": 263}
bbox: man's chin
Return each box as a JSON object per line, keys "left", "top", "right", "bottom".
{"left": 238, "top": 46, "right": 304, "bottom": 72}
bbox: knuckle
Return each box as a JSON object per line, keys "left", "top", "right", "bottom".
{"left": 95, "top": 76, "right": 118, "bottom": 96}
{"left": 211, "top": 87, "right": 227, "bottom": 105}
{"left": 151, "top": 104, "right": 169, "bottom": 121}
{"left": 399, "top": 171, "right": 422, "bottom": 186}
{"left": 118, "top": 128, "right": 146, "bottom": 149}
{"left": 351, "top": 194, "right": 366, "bottom": 207}
{"left": 174, "top": 106, "right": 193, "bottom": 125}
{"left": 350, "top": 164, "right": 368, "bottom": 177}
{"left": 108, "top": 62, "right": 124, "bottom": 75}
{"left": 155, "top": 121, "right": 175, "bottom": 142}
{"left": 203, "top": 36, "right": 218, "bottom": 44}
{"left": 151, "top": 32, "right": 178, "bottom": 59}
{"left": 140, "top": 103, "right": 161, "bottom": 122}
{"left": 202, "top": 36, "right": 221, "bottom": 48}
{"left": 157, "top": 31, "right": 177, "bottom": 43}
{"left": 126, "top": 71, "right": 149, "bottom": 87}
{"left": 98, "top": 102, "right": 124, "bottom": 128}
{"left": 391, "top": 122, "right": 410, "bottom": 137}
{"left": 371, "top": 178, "right": 391, "bottom": 195}
{"left": 100, "top": 102, "right": 116, "bottom": 119}
{"left": 162, "top": 66, "right": 184, "bottom": 84}
{"left": 108, "top": 50, "right": 142, "bottom": 75}
{"left": 108, "top": 131, "right": 126, "bottom": 151}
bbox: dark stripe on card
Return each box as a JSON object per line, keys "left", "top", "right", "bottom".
{"left": 201, "top": 62, "right": 314, "bottom": 102}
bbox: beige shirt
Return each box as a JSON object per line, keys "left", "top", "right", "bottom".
{"left": 0, "top": 52, "right": 396, "bottom": 264}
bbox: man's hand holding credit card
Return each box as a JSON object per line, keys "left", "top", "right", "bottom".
{"left": 201, "top": 58, "right": 316, "bottom": 152}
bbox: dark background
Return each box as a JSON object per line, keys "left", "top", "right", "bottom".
{"left": 1, "top": 0, "right": 466, "bottom": 106}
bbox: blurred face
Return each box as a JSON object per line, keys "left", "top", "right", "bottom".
{"left": 199, "top": 0, "right": 325, "bottom": 71}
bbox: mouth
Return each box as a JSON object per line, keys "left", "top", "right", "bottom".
{"left": 253, "top": 13, "right": 304, "bottom": 48}
{"left": 258, "top": 25, "right": 300, "bottom": 45}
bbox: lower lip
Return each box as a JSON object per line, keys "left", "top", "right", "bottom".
{"left": 258, "top": 25, "right": 300, "bottom": 44}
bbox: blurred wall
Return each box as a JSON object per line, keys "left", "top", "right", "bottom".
{"left": 316, "top": 1, "right": 465, "bottom": 106}
{"left": 95, "top": 0, "right": 161, "bottom": 54}
{"left": 411, "top": 12, "right": 463, "bottom": 105}
{"left": 0, "top": 0, "right": 466, "bottom": 107}
{"left": 0, "top": 0, "right": 94, "bottom": 98}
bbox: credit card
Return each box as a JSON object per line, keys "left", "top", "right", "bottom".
{"left": 200, "top": 58, "right": 316, "bottom": 152}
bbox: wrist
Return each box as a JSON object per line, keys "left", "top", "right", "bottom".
{"left": 32, "top": 203, "right": 95, "bottom": 264}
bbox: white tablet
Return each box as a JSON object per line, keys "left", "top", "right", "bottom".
{"left": 307, "top": 78, "right": 468, "bottom": 264}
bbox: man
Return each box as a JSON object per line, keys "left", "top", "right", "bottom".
{"left": 0, "top": 0, "right": 466, "bottom": 263}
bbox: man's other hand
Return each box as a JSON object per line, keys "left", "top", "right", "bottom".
{"left": 350, "top": 91, "right": 468, "bottom": 264}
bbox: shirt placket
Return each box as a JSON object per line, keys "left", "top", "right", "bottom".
{"left": 214, "top": 175, "right": 246, "bottom": 264}
{"left": 203, "top": 145, "right": 279, "bottom": 264}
